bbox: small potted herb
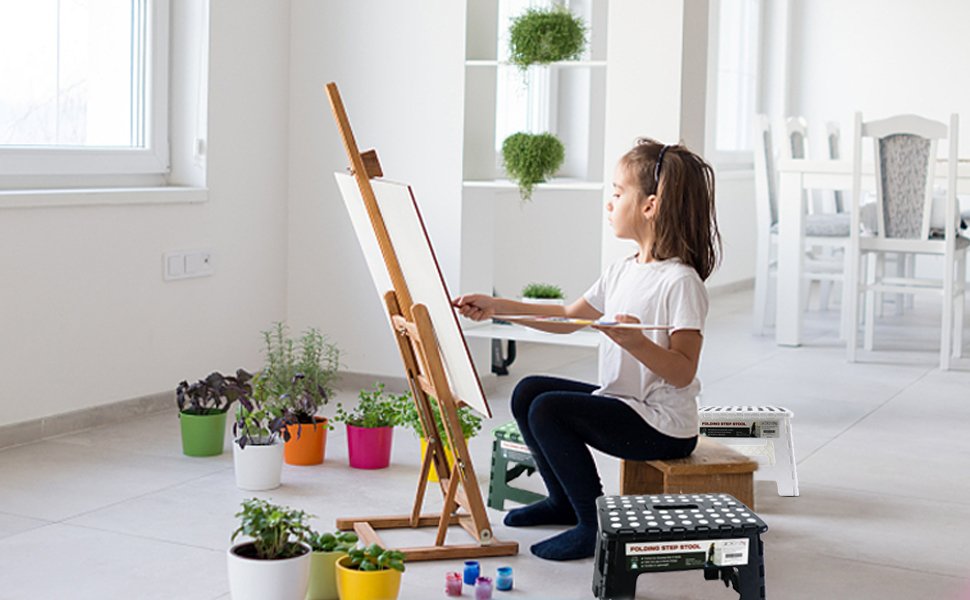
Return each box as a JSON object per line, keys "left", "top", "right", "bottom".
{"left": 508, "top": 5, "right": 588, "bottom": 68}
{"left": 332, "top": 382, "right": 408, "bottom": 469}
{"left": 306, "top": 530, "right": 359, "bottom": 600}
{"left": 260, "top": 322, "right": 341, "bottom": 466}
{"left": 335, "top": 543, "right": 406, "bottom": 600}
{"left": 176, "top": 369, "right": 252, "bottom": 457}
{"left": 394, "top": 395, "right": 483, "bottom": 482}
{"left": 501, "top": 132, "right": 565, "bottom": 201}
{"left": 521, "top": 282, "right": 566, "bottom": 305}
{"left": 227, "top": 498, "right": 314, "bottom": 600}
{"left": 232, "top": 376, "right": 298, "bottom": 490}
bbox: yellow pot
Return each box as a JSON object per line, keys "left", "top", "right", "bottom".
{"left": 420, "top": 438, "right": 455, "bottom": 483}
{"left": 335, "top": 555, "right": 402, "bottom": 600}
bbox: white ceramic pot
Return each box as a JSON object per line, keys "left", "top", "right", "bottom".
{"left": 227, "top": 541, "right": 311, "bottom": 600}
{"left": 521, "top": 297, "right": 564, "bottom": 306}
{"left": 233, "top": 439, "right": 284, "bottom": 491}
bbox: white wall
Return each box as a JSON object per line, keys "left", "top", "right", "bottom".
{"left": 0, "top": 0, "right": 291, "bottom": 427}
{"left": 789, "top": 0, "right": 970, "bottom": 155}
{"left": 286, "top": 1, "right": 467, "bottom": 379}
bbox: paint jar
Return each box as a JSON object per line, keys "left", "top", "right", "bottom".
{"left": 445, "top": 571, "right": 463, "bottom": 596}
{"left": 463, "top": 560, "right": 480, "bottom": 585}
{"left": 475, "top": 576, "right": 494, "bottom": 600}
{"left": 496, "top": 566, "right": 513, "bottom": 591}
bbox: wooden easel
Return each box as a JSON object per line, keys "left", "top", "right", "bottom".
{"left": 326, "top": 82, "right": 517, "bottom": 561}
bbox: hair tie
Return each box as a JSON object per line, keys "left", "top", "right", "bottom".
{"left": 654, "top": 145, "right": 670, "bottom": 189}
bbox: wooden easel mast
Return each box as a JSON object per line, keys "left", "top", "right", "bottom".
{"left": 326, "top": 82, "right": 517, "bottom": 561}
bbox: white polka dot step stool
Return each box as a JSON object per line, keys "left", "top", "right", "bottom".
{"left": 698, "top": 406, "right": 798, "bottom": 497}
{"left": 592, "top": 494, "right": 769, "bottom": 600}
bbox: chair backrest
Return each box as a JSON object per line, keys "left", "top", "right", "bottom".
{"left": 785, "top": 116, "right": 810, "bottom": 160}
{"left": 852, "top": 112, "right": 959, "bottom": 243}
{"left": 753, "top": 114, "right": 778, "bottom": 230}
{"left": 826, "top": 121, "right": 845, "bottom": 212}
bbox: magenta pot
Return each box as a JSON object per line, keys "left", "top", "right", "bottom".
{"left": 346, "top": 424, "right": 393, "bottom": 469}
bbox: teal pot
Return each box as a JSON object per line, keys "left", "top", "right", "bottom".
{"left": 178, "top": 410, "right": 227, "bottom": 457}
{"left": 306, "top": 550, "right": 346, "bottom": 600}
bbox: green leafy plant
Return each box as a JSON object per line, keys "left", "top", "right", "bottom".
{"left": 261, "top": 322, "right": 341, "bottom": 423}
{"left": 333, "top": 383, "right": 408, "bottom": 429}
{"left": 231, "top": 498, "right": 312, "bottom": 560}
{"left": 502, "top": 132, "right": 565, "bottom": 201}
{"left": 521, "top": 282, "right": 565, "bottom": 300}
{"left": 508, "top": 5, "right": 587, "bottom": 68}
{"left": 345, "top": 543, "right": 406, "bottom": 573}
{"left": 233, "top": 373, "right": 298, "bottom": 448}
{"left": 394, "top": 395, "right": 483, "bottom": 451}
{"left": 176, "top": 369, "right": 253, "bottom": 415}
{"left": 306, "top": 530, "right": 358, "bottom": 554}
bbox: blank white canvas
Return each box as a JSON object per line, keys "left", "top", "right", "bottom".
{"left": 335, "top": 172, "right": 490, "bottom": 417}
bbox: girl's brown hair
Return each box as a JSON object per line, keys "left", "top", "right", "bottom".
{"left": 620, "top": 138, "right": 721, "bottom": 281}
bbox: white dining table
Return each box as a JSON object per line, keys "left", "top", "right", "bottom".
{"left": 774, "top": 158, "right": 970, "bottom": 346}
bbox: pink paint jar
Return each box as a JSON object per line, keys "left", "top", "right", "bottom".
{"left": 445, "top": 571, "right": 463, "bottom": 596}
{"left": 475, "top": 576, "right": 493, "bottom": 600}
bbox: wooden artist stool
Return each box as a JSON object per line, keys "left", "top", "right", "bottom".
{"left": 619, "top": 436, "right": 758, "bottom": 510}
{"left": 592, "top": 494, "right": 768, "bottom": 600}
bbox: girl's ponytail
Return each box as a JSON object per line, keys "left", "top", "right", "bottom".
{"left": 621, "top": 139, "right": 721, "bottom": 281}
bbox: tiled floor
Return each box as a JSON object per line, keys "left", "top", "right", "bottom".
{"left": 2, "top": 288, "right": 970, "bottom": 599}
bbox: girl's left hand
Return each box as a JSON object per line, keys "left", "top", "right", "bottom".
{"left": 593, "top": 314, "right": 647, "bottom": 350}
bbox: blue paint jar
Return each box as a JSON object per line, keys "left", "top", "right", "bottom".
{"left": 463, "top": 560, "right": 480, "bottom": 585}
{"left": 496, "top": 566, "right": 513, "bottom": 591}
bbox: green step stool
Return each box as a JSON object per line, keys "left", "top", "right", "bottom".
{"left": 487, "top": 420, "right": 547, "bottom": 510}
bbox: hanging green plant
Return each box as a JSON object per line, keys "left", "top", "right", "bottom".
{"left": 508, "top": 5, "right": 587, "bottom": 68}
{"left": 502, "top": 132, "right": 565, "bottom": 201}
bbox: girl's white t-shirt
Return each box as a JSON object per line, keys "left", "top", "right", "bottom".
{"left": 583, "top": 255, "right": 708, "bottom": 438}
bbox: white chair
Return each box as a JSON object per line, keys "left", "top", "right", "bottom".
{"left": 846, "top": 113, "right": 967, "bottom": 370}
{"left": 785, "top": 116, "right": 824, "bottom": 217}
{"left": 752, "top": 115, "right": 852, "bottom": 335}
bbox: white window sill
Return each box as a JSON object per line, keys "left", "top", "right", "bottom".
{"left": 0, "top": 186, "right": 208, "bottom": 209}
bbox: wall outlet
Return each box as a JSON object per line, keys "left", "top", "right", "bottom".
{"left": 164, "top": 249, "right": 214, "bottom": 280}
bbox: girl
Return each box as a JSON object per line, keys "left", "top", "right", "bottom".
{"left": 454, "top": 139, "right": 720, "bottom": 561}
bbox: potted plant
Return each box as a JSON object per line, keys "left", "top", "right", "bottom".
{"left": 521, "top": 282, "right": 566, "bottom": 305}
{"left": 305, "top": 530, "right": 359, "bottom": 600}
{"left": 334, "top": 543, "right": 406, "bottom": 600}
{"left": 508, "top": 5, "right": 588, "bottom": 68}
{"left": 501, "top": 132, "right": 565, "bottom": 201}
{"left": 332, "top": 383, "right": 407, "bottom": 470}
{"left": 232, "top": 376, "right": 297, "bottom": 490}
{"left": 176, "top": 369, "right": 252, "bottom": 457}
{"left": 395, "top": 395, "right": 483, "bottom": 483}
{"left": 227, "top": 498, "right": 313, "bottom": 600}
{"left": 260, "top": 322, "right": 341, "bottom": 466}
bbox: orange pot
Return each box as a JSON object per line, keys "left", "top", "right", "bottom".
{"left": 284, "top": 417, "right": 329, "bottom": 465}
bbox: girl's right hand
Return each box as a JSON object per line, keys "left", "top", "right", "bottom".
{"left": 452, "top": 294, "right": 496, "bottom": 322}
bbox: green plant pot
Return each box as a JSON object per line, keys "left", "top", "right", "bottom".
{"left": 307, "top": 550, "right": 346, "bottom": 600}
{"left": 179, "top": 410, "right": 227, "bottom": 457}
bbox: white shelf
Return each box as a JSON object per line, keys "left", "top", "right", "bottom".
{"left": 463, "top": 178, "right": 604, "bottom": 191}
{"left": 465, "top": 59, "right": 607, "bottom": 68}
{"left": 462, "top": 321, "right": 601, "bottom": 348}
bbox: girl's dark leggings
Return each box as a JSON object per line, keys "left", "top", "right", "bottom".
{"left": 510, "top": 375, "right": 698, "bottom": 527}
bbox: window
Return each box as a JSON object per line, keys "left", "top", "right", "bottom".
{"left": 0, "top": 0, "right": 169, "bottom": 176}
{"left": 494, "top": 0, "right": 554, "bottom": 155}
{"left": 706, "top": 0, "right": 762, "bottom": 163}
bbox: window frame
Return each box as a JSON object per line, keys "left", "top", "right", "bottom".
{"left": 704, "top": 0, "right": 764, "bottom": 169}
{"left": 0, "top": 0, "right": 170, "bottom": 177}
